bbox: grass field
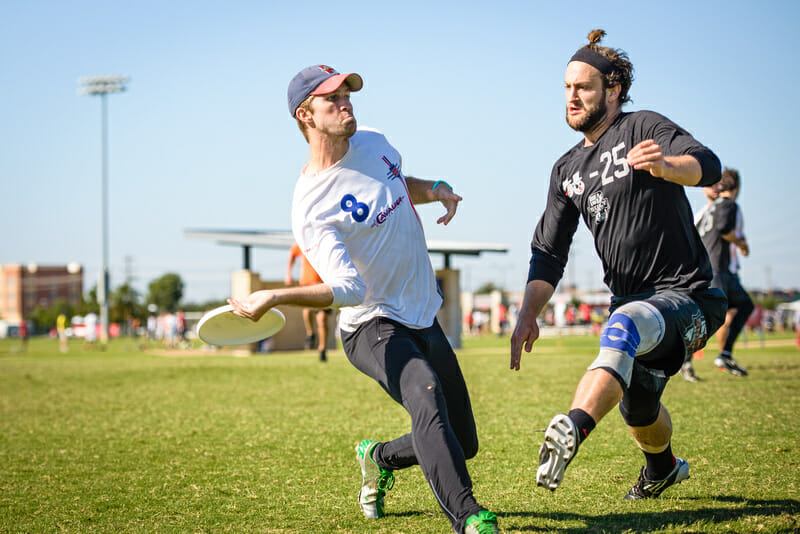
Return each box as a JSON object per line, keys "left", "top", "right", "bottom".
{"left": 1, "top": 332, "right": 798, "bottom": 533}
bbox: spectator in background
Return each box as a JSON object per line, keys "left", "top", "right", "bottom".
{"left": 19, "top": 318, "right": 29, "bottom": 353}
{"left": 57, "top": 313, "right": 68, "bottom": 354}
{"left": 794, "top": 307, "right": 800, "bottom": 349}
{"left": 745, "top": 304, "right": 764, "bottom": 348}
{"left": 286, "top": 241, "right": 332, "bottom": 362}
{"left": 84, "top": 312, "right": 98, "bottom": 350}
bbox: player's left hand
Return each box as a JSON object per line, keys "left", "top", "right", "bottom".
{"left": 427, "top": 184, "right": 463, "bottom": 225}
{"left": 627, "top": 139, "right": 672, "bottom": 178}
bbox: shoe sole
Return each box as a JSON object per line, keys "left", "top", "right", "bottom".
{"left": 536, "top": 414, "right": 577, "bottom": 491}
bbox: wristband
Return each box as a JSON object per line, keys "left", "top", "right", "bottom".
{"left": 432, "top": 180, "right": 452, "bottom": 191}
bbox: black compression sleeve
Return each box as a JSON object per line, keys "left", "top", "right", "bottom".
{"left": 527, "top": 247, "right": 564, "bottom": 286}
{"left": 687, "top": 146, "right": 722, "bottom": 187}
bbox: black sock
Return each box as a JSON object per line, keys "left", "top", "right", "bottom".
{"left": 568, "top": 408, "right": 596, "bottom": 444}
{"left": 644, "top": 443, "right": 675, "bottom": 480}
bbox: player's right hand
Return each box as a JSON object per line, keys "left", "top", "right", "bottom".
{"left": 228, "top": 290, "right": 276, "bottom": 322}
{"left": 510, "top": 317, "right": 540, "bottom": 371}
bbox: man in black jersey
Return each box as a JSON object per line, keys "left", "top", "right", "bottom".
{"left": 694, "top": 169, "right": 753, "bottom": 376}
{"left": 510, "top": 30, "right": 727, "bottom": 500}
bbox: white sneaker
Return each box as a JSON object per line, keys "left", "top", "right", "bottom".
{"left": 355, "top": 440, "right": 394, "bottom": 519}
{"left": 536, "top": 414, "right": 579, "bottom": 491}
{"left": 714, "top": 356, "right": 748, "bottom": 376}
{"left": 680, "top": 362, "right": 699, "bottom": 382}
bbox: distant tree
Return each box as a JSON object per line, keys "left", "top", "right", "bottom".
{"left": 475, "top": 282, "right": 501, "bottom": 295}
{"left": 110, "top": 283, "right": 144, "bottom": 323}
{"left": 754, "top": 293, "right": 779, "bottom": 311}
{"left": 147, "top": 273, "right": 184, "bottom": 313}
{"left": 80, "top": 285, "right": 100, "bottom": 315}
{"left": 181, "top": 299, "right": 228, "bottom": 312}
{"left": 29, "top": 297, "right": 76, "bottom": 332}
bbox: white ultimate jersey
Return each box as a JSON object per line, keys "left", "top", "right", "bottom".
{"left": 291, "top": 127, "right": 442, "bottom": 332}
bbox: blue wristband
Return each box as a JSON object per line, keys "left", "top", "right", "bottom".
{"left": 432, "top": 180, "right": 452, "bottom": 191}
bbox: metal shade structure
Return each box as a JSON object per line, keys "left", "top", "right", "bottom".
{"left": 185, "top": 228, "right": 509, "bottom": 270}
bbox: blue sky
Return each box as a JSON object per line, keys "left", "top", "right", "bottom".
{"left": 2, "top": 0, "right": 798, "bottom": 303}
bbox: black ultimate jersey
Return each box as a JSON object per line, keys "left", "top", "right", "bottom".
{"left": 529, "top": 111, "right": 721, "bottom": 297}
{"left": 696, "top": 196, "right": 738, "bottom": 274}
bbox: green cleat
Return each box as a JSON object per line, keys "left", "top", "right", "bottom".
{"left": 464, "top": 510, "right": 499, "bottom": 534}
{"left": 355, "top": 439, "right": 395, "bottom": 519}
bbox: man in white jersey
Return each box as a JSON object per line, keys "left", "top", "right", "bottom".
{"left": 228, "top": 65, "right": 498, "bottom": 534}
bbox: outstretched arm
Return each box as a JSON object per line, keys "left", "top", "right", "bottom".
{"left": 405, "top": 176, "right": 463, "bottom": 225}
{"left": 228, "top": 284, "right": 334, "bottom": 322}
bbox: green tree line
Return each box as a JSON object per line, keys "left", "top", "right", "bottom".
{"left": 27, "top": 273, "right": 225, "bottom": 332}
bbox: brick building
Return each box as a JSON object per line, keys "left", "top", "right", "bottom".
{"left": 0, "top": 263, "right": 83, "bottom": 322}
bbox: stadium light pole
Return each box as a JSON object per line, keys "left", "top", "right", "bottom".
{"left": 78, "top": 75, "right": 129, "bottom": 344}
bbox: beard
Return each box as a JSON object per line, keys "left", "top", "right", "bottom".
{"left": 566, "top": 97, "right": 607, "bottom": 133}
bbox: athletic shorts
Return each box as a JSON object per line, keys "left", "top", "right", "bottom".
{"left": 612, "top": 287, "right": 726, "bottom": 426}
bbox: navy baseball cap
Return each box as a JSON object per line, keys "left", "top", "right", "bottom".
{"left": 287, "top": 65, "right": 363, "bottom": 117}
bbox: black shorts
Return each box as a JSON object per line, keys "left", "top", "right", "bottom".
{"left": 612, "top": 287, "right": 727, "bottom": 426}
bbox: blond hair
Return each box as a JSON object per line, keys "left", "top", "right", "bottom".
{"left": 295, "top": 95, "right": 315, "bottom": 142}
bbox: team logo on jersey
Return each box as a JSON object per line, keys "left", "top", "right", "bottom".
{"left": 371, "top": 195, "right": 405, "bottom": 228}
{"left": 381, "top": 156, "right": 402, "bottom": 180}
{"left": 588, "top": 191, "right": 609, "bottom": 223}
{"left": 341, "top": 194, "right": 370, "bottom": 223}
{"left": 682, "top": 309, "right": 708, "bottom": 354}
{"left": 562, "top": 172, "right": 585, "bottom": 197}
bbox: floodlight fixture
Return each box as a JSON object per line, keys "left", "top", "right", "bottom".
{"left": 79, "top": 74, "right": 130, "bottom": 343}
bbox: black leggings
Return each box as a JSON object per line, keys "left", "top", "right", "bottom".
{"left": 712, "top": 271, "right": 754, "bottom": 355}
{"left": 341, "top": 317, "right": 482, "bottom": 532}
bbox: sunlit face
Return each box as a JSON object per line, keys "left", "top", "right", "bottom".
{"left": 564, "top": 61, "right": 608, "bottom": 133}
{"left": 308, "top": 85, "right": 357, "bottom": 138}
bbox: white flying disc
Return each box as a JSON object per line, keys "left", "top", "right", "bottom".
{"left": 196, "top": 305, "right": 285, "bottom": 346}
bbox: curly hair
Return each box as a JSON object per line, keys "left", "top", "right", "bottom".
{"left": 715, "top": 168, "right": 741, "bottom": 192}
{"left": 581, "top": 29, "right": 634, "bottom": 106}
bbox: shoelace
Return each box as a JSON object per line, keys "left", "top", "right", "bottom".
{"left": 376, "top": 470, "right": 395, "bottom": 491}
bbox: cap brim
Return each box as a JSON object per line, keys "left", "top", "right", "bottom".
{"left": 310, "top": 73, "right": 363, "bottom": 96}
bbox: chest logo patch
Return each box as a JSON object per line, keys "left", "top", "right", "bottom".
{"left": 562, "top": 172, "right": 585, "bottom": 197}
{"left": 381, "top": 156, "right": 402, "bottom": 180}
{"left": 341, "top": 194, "right": 370, "bottom": 223}
{"left": 588, "top": 191, "right": 609, "bottom": 223}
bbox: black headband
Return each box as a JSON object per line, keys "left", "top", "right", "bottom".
{"left": 570, "top": 48, "right": 616, "bottom": 76}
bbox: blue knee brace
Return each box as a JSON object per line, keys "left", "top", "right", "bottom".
{"left": 589, "top": 302, "right": 665, "bottom": 387}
